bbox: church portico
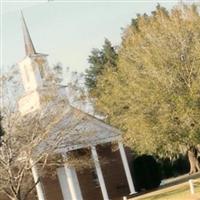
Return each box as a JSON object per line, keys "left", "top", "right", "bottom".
{"left": 34, "top": 140, "right": 135, "bottom": 200}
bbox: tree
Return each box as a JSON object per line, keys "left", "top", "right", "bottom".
{"left": 132, "top": 155, "right": 161, "bottom": 191}
{"left": 85, "top": 38, "right": 118, "bottom": 93}
{"left": 0, "top": 67, "right": 83, "bottom": 200}
{"left": 91, "top": 4, "right": 200, "bottom": 173}
{"left": 0, "top": 89, "right": 71, "bottom": 200}
{"left": 0, "top": 63, "right": 100, "bottom": 200}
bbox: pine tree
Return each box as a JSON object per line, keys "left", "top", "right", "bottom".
{"left": 85, "top": 39, "right": 118, "bottom": 92}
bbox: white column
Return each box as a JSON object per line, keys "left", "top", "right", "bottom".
{"left": 30, "top": 159, "right": 46, "bottom": 200}
{"left": 57, "top": 167, "right": 71, "bottom": 200}
{"left": 62, "top": 153, "right": 83, "bottom": 200}
{"left": 118, "top": 142, "right": 136, "bottom": 194}
{"left": 91, "top": 146, "right": 109, "bottom": 200}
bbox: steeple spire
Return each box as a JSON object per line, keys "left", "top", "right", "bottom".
{"left": 21, "top": 11, "right": 36, "bottom": 56}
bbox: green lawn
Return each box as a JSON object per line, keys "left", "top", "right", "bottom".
{"left": 132, "top": 180, "right": 200, "bottom": 200}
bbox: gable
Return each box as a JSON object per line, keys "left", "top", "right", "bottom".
{"left": 37, "top": 106, "right": 121, "bottom": 154}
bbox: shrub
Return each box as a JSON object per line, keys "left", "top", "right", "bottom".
{"left": 132, "top": 155, "right": 161, "bottom": 192}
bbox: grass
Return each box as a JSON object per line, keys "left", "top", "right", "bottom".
{"left": 131, "top": 179, "right": 200, "bottom": 200}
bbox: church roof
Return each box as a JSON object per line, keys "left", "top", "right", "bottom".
{"left": 38, "top": 106, "right": 121, "bottom": 154}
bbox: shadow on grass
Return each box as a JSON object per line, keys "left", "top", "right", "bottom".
{"left": 141, "top": 186, "right": 189, "bottom": 200}
{"left": 130, "top": 175, "right": 200, "bottom": 200}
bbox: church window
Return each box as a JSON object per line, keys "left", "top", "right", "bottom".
{"left": 35, "top": 57, "right": 45, "bottom": 78}
{"left": 39, "top": 64, "right": 45, "bottom": 78}
{"left": 91, "top": 169, "right": 100, "bottom": 187}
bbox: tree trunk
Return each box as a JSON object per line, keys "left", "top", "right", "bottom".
{"left": 188, "top": 146, "right": 200, "bottom": 174}
{"left": 4, "top": 190, "right": 22, "bottom": 200}
{"left": 7, "top": 196, "right": 21, "bottom": 200}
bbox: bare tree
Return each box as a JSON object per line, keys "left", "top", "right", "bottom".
{"left": 0, "top": 64, "right": 98, "bottom": 200}
{"left": 0, "top": 91, "right": 71, "bottom": 200}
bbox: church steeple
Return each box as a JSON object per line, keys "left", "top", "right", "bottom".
{"left": 21, "top": 11, "right": 36, "bottom": 56}
{"left": 18, "top": 12, "right": 68, "bottom": 116}
{"left": 18, "top": 12, "right": 48, "bottom": 98}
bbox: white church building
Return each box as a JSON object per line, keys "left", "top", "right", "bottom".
{"left": 7, "top": 12, "right": 136, "bottom": 200}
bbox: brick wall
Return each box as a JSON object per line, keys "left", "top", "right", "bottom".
{"left": 0, "top": 144, "right": 133, "bottom": 200}
{"left": 42, "top": 175, "right": 64, "bottom": 200}
{"left": 77, "top": 144, "right": 131, "bottom": 200}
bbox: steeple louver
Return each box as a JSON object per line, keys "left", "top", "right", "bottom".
{"left": 21, "top": 11, "right": 36, "bottom": 56}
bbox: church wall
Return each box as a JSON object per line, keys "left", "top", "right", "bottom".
{"left": 19, "top": 57, "right": 42, "bottom": 92}
{"left": 99, "top": 145, "right": 130, "bottom": 200}
{"left": 77, "top": 168, "right": 103, "bottom": 200}
{"left": 0, "top": 193, "right": 9, "bottom": 200}
{"left": 0, "top": 146, "right": 133, "bottom": 200}
{"left": 76, "top": 144, "right": 132, "bottom": 200}
{"left": 0, "top": 189, "right": 37, "bottom": 200}
{"left": 42, "top": 175, "right": 64, "bottom": 200}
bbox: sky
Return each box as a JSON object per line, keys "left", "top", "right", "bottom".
{"left": 2, "top": 0, "right": 181, "bottom": 73}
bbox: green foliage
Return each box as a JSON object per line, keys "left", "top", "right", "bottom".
{"left": 85, "top": 39, "right": 118, "bottom": 92}
{"left": 92, "top": 5, "right": 200, "bottom": 158}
